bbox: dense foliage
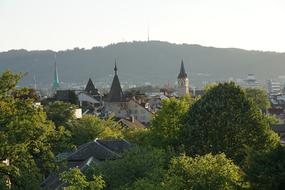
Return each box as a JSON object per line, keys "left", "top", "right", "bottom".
{"left": 44, "top": 101, "right": 77, "bottom": 127}
{"left": 164, "top": 153, "right": 246, "bottom": 190}
{"left": 60, "top": 168, "right": 105, "bottom": 190}
{"left": 244, "top": 88, "right": 270, "bottom": 111}
{"left": 91, "top": 146, "right": 172, "bottom": 190}
{"left": 66, "top": 115, "right": 123, "bottom": 146}
{"left": 0, "top": 71, "right": 59, "bottom": 189}
{"left": 183, "top": 82, "right": 279, "bottom": 163}
{"left": 149, "top": 96, "right": 191, "bottom": 148}
{"left": 1, "top": 71, "right": 284, "bottom": 190}
{"left": 245, "top": 145, "right": 285, "bottom": 190}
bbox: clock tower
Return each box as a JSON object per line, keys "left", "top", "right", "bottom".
{"left": 177, "top": 60, "right": 189, "bottom": 97}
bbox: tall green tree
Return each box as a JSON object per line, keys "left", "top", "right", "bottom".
{"left": 89, "top": 146, "right": 172, "bottom": 190}
{"left": 183, "top": 82, "right": 279, "bottom": 164}
{"left": 244, "top": 88, "right": 270, "bottom": 111}
{"left": 66, "top": 115, "right": 123, "bottom": 147}
{"left": 44, "top": 101, "right": 77, "bottom": 127}
{"left": 150, "top": 96, "right": 191, "bottom": 148}
{"left": 163, "top": 153, "right": 246, "bottom": 190}
{"left": 60, "top": 168, "right": 105, "bottom": 190}
{"left": 0, "top": 71, "right": 64, "bottom": 189}
{"left": 245, "top": 145, "right": 285, "bottom": 190}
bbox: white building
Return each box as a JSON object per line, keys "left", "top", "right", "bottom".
{"left": 244, "top": 74, "right": 259, "bottom": 88}
{"left": 268, "top": 80, "right": 282, "bottom": 96}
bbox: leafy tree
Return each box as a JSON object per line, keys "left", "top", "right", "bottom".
{"left": 0, "top": 71, "right": 65, "bottom": 189}
{"left": 66, "top": 115, "right": 123, "bottom": 146}
{"left": 150, "top": 96, "right": 191, "bottom": 148}
{"left": 60, "top": 167, "right": 105, "bottom": 190}
{"left": 244, "top": 88, "right": 270, "bottom": 111}
{"left": 183, "top": 82, "right": 279, "bottom": 164}
{"left": 90, "top": 146, "right": 172, "bottom": 190}
{"left": 265, "top": 114, "right": 280, "bottom": 125}
{"left": 124, "top": 178, "right": 164, "bottom": 190}
{"left": 203, "top": 82, "right": 218, "bottom": 92}
{"left": 245, "top": 145, "right": 285, "bottom": 190}
{"left": 44, "top": 101, "right": 77, "bottom": 126}
{"left": 0, "top": 70, "right": 23, "bottom": 96}
{"left": 163, "top": 153, "right": 246, "bottom": 190}
{"left": 12, "top": 88, "right": 40, "bottom": 102}
{"left": 121, "top": 127, "right": 150, "bottom": 145}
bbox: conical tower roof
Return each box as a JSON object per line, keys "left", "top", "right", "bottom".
{"left": 85, "top": 78, "right": 99, "bottom": 95}
{"left": 178, "top": 60, "right": 188, "bottom": 79}
{"left": 108, "top": 63, "right": 125, "bottom": 102}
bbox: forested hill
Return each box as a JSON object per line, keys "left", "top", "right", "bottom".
{"left": 0, "top": 41, "right": 285, "bottom": 88}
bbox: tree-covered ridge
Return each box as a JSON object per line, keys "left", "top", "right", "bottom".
{"left": 1, "top": 41, "right": 285, "bottom": 87}
{"left": 0, "top": 71, "right": 285, "bottom": 190}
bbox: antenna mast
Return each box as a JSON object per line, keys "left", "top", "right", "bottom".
{"left": 147, "top": 24, "right": 150, "bottom": 42}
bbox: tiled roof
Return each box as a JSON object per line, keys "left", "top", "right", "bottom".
{"left": 97, "top": 139, "right": 130, "bottom": 153}
{"left": 42, "top": 139, "right": 130, "bottom": 190}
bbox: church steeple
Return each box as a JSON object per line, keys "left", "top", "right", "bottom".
{"left": 178, "top": 59, "right": 187, "bottom": 79}
{"left": 52, "top": 53, "right": 60, "bottom": 90}
{"left": 177, "top": 59, "right": 189, "bottom": 97}
{"left": 114, "top": 59, "right": 118, "bottom": 75}
{"left": 108, "top": 62, "right": 125, "bottom": 102}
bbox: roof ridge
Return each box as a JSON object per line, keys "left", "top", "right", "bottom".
{"left": 94, "top": 140, "right": 122, "bottom": 158}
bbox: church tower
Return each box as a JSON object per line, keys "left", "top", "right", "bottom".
{"left": 52, "top": 54, "right": 60, "bottom": 91}
{"left": 177, "top": 60, "right": 189, "bottom": 97}
{"left": 108, "top": 61, "right": 125, "bottom": 102}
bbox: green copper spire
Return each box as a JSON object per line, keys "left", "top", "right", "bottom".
{"left": 52, "top": 53, "right": 60, "bottom": 90}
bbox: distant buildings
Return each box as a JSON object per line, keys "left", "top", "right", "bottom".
{"left": 49, "top": 58, "right": 195, "bottom": 124}
{"left": 268, "top": 79, "right": 282, "bottom": 96}
{"left": 104, "top": 63, "right": 154, "bottom": 125}
{"left": 267, "top": 79, "right": 285, "bottom": 123}
{"left": 78, "top": 78, "right": 102, "bottom": 113}
{"left": 244, "top": 74, "right": 259, "bottom": 88}
{"left": 54, "top": 78, "right": 103, "bottom": 115}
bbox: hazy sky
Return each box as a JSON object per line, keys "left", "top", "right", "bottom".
{"left": 1, "top": 0, "right": 285, "bottom": 52}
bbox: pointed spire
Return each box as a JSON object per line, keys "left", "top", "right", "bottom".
{"left": 85, "top": 78, "right": 99, "bottom": 95}
{"left": 108, "top": 63, "right": 125, "bottom": 102}
{"left": 178, "top": 59, "right": 187, "bottom": 79}
{"left": 52, "top": 53, "right": 60, "bottom": 90}
{"left": 114, "top": 59, "right": 118, "bottom": 75}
